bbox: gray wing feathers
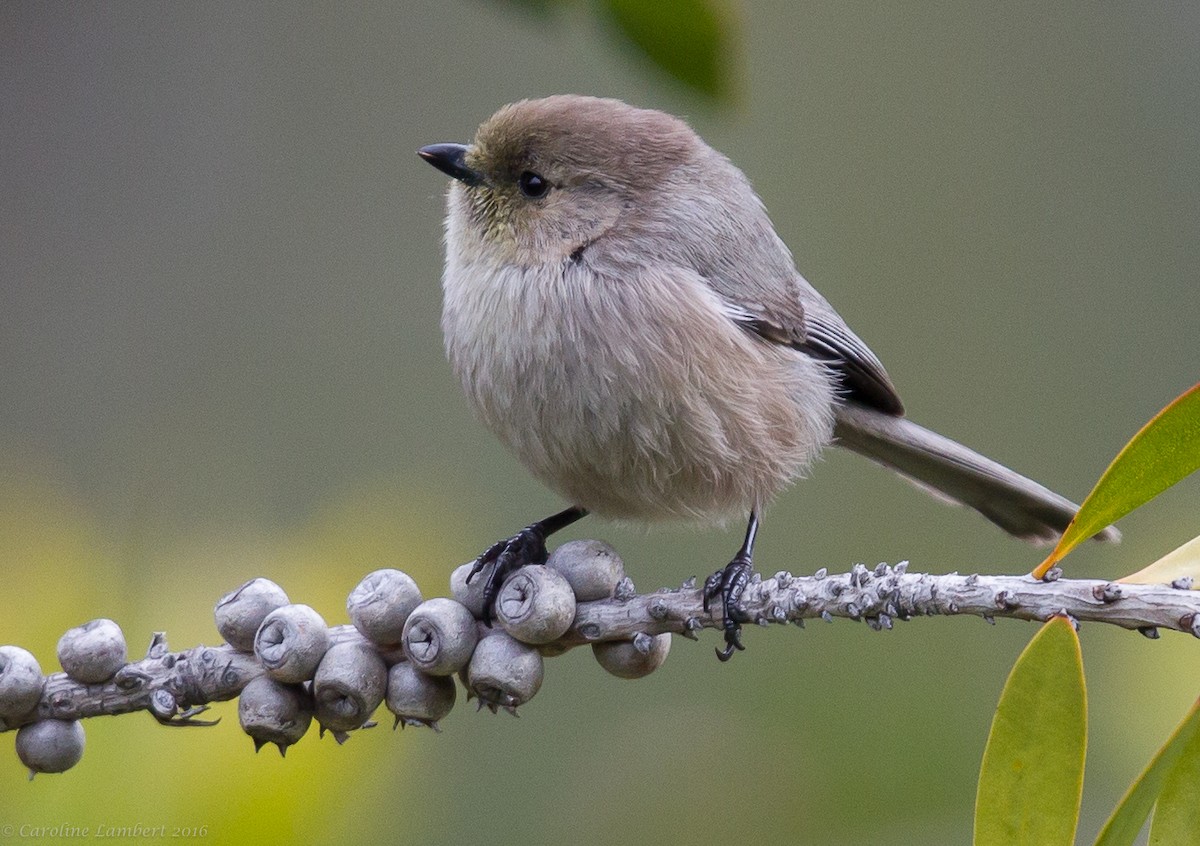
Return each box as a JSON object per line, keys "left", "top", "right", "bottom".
{"left": 797, "top": 308, "right": 904, "bottom": 416}
{"left": 679, "top": 152, "right": 904, "bottom": 417}
{"left": 677, "top": 153, "right": 1116, "bottom": 543}
{"left": 834, "top": 403, "right": 1121, "bottom": 544}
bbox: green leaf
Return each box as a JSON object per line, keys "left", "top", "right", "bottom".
{"left": 599, "top": 0, "right": 735, "bottom": 101}
{"left": 974, "top": 618, "right": 1086, "bottom": 846}
{"left": 1119, "top": 534, "right": 1200, "bottom": 587}
{"left": 1149, "top": 717, "right": 1200, "bottom": 845}
{"left": 1034, "top": 382, "right": 1200, "bottom": 578}
{"left": 1094, "top": 698, "right": 1200, "bottom": 846}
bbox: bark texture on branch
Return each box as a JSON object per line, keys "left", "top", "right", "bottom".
{"left": 3, "top": 562, "right": 1197, "bottom": 732}
{"left": 565, "top": 564, "right": 1200, "bottom": 643}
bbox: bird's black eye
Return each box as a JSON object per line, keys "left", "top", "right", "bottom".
{"left": 518, "top": 170, "right": 550, "bottom": 199}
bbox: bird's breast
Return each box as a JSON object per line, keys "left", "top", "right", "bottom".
{"left": 440, "top": 253, "right": 836, "bottom": 522}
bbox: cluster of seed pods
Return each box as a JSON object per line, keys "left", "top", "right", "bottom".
{"left": 0, "top": 541, "right": 672, "bottom": 772}
{"left": 0, "top": 619, "right": 125, "bottom": 776}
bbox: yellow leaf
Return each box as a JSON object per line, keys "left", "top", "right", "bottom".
{"left": 1118, "top": 535, "right": 1200, "bottom": 587}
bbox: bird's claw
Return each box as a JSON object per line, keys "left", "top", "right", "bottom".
{"left": 715, "top": 623, "right": 744, "bottom": 661}
{"left": 703, "top": 554, "right": 753, "bottom": 662}
{"left": 467, "top": 524, "right": 550, "bottom": 625}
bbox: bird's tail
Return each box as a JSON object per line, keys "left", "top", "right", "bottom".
{"left": 833, "top": 403, "right": 1120, "bottom": 545}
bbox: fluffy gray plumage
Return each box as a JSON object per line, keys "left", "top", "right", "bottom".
{"left": 433, "top": 95, "right": 1118, "bottom": 544}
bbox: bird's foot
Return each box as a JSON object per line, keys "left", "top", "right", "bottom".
{"left": 703, "top": 553, "right": 753, "bottom": 661}
{"left": 467, "top": 524, "right": 550, "bottom": 626}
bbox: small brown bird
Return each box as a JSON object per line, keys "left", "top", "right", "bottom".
{"left": 419, "top": 95, "right": 1117, "bottom": 659}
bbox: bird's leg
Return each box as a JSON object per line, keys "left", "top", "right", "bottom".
{"left": 703, "top": 511, "right": 760, "bottom": 661}
{"left": 467, "top": 506, "right": 589, "bottom": 626}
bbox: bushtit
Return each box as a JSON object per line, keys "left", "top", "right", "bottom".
{"left": 419, "top": 95, "right": 1118, "bottom": 660}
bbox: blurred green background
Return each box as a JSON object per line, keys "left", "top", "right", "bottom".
{"left": 1, "top": 2, "right": 1198, "bottom": 843}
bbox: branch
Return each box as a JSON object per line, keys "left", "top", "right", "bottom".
{"left": 1, "top": 549, "right": 1197, "bottom": 771}
{"left": 565, "top": 563, "right": 1200, "bottom": 642}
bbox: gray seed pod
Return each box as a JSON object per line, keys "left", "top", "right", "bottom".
{"left": 347, "top": 569, "right": 422, "bottom": 646}
{"left": 238, "top": 675, "right": 312, "bottom": 756}
{"left": 16, "top": 719, "right": 85, "bottom": 776}
{"left": 546, "top": 540, "right": 625, "bottom": 601}
{"left": 458, "top": 624, "right": 504, "bottom": 699}
{"left": 467, "top": 632, "right": 544, "bottom": 712}
{"left": 593, "top": 633, "right": 672, "bottom": 679}
{"left": 402, "top": 598, "right": 478, "bottom": 676}
{"left": 495, "top": 566, "right": 576, "bottom": 645}
{"left": 57, "top": 619, "right": 126, "bottom": 684}
{"left": 385, "top": 660, "right": 456, "bottom": 729}
{"left": 312, "top": 641, "right": 388, "bottom": 732}
{"left": 449, "top": 561, "right": 489, "bottom": 619}
{"left": 0, "top": 646, "right": 44, "bottom": 720}
{"left": 255, "top": 604, "right": 330, "bottom": 683}
{"left": 215, "top": 578, "right": 289, "bottom": 651}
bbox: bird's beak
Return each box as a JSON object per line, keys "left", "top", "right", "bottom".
{"left": 418, "top": 143, "right": 483, "bottom": 186}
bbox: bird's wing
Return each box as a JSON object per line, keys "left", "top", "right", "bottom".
{"left": 718, "top": 278, "right": 905, "bottom": 418}
{"left": 793, "top": 303, "right": 905, "bottom": 416}
{"left": 672, "top": 154, "right": 904, "bottom": 416}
